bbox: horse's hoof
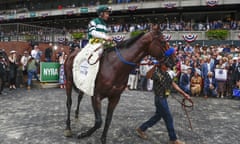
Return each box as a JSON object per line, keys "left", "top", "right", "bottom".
{"left": 101, "top": 137, "right": 106, "bottom": 144}
{"left": 64, "top": 129, "right": 72, "bottom": 137}
{"left": 74, "top": 117, "right": 79, "bottom": 122}
{"left": 77, "top": 132, "right": 88, "bottom": 139}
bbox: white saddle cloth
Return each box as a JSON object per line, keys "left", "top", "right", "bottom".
{"left": 73, "top": 43, "right": 102, "bottom": 96}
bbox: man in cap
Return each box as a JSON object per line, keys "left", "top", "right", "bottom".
{"left": 136, "top": 48, "right": 191, "bottom": 144}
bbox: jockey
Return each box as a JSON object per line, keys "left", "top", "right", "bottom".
{"left": 87, "top": 5, "right": 113, "bottom": 59}
{"left": 88, "top": 5, "right": 113, "bottom": 42}
{"left": 72, "top": 5, "right": 113, "bottom": 96}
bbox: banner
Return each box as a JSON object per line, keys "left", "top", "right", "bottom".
{"left": 163, "top": 34, "right": 171, "bottom": 41}
{"left": 41, "top": 12, "right": 48, "bottom": 17}
{"left": 0, "top": 16, "right": 4, "bottom": 21}
{"left": 215, "top": 69, "right": 227, "bottom": 81}
{"left": 66, "top": 10, "right": 74, "bottom": 15}
{"left": 128, "top": 6, "right": 138, "bottom": 11}
{"left": 164, "top": 3, "right": 176, "bottom": 9}
{"left": 80, "top": 8, "right": 88, "bottom": 13}
{"left": 206, "top": 0, "right": 218, "bottom": 7}
{"left": 40, "top": 62, "right": 60, "bottom": 82}
{"left": 19, "top": 15, "right": 25, "bottom": 19}
{"left": 113, "top": 35, "right": 125, "bottom": 42}
{"left": 182, "top": 34, "right": 198, "bottom": 43}
{"left": 30, "top": 12, "right": 36, "bottom": 17}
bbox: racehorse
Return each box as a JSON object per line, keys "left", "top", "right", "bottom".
{"left": 63, "top": 26, "right": 176, "bottom": 144}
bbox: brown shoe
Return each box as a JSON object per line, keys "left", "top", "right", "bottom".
{"left": 168, "top": 139, "right": 186, "bottom": 144}
{"left": 136, "top": 128, "right": 148, "bottom": 139}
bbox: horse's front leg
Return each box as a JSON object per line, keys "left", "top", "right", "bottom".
{"left": 77, "top": 95, "right": 102, "bottom": 138}
{"left": 101, "top": 95, "right": 121, "bottom": 144}
{"left": 64, "top": 81, "right": 73, "bottom": 137}
{"left": 75, "top": 91, "right": 84, "bottom": 119}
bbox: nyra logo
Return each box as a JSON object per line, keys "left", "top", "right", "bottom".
{"left": 43, "top": 68, "right": 58, "bottom": 76}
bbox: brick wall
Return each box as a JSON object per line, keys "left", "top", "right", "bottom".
{"left": 0, "top": 41, "right": 70, "bottom": 61}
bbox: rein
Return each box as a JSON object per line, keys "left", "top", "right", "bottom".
{"left": 172, "top": 94, "right": 194, "bottom": 130}
{"left": 114, "top": 47, "right": 138, "bottom": 67}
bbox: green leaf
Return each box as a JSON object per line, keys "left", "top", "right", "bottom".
{"left": 206, "top": 30, "right": 228, "bottom": 40}
{"left": 71, "top": 32, "right": 85, "bottom": 40}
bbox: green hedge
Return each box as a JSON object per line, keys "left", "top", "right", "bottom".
{"left": 206, "top": 30, "right": 228, "bottom": 40}
{"left": 71, "top": 32, "right": 85, "bottom": 40}
{"left": 130, "top": 30, "right": 145, "bottom": 37}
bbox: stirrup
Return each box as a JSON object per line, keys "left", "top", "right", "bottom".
{"left": 87, "top": 54, "right": 101, "bottom": 65}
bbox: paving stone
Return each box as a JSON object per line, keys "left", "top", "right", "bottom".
{"left": 0, "top": 88, "right": 239, "bottom": 144}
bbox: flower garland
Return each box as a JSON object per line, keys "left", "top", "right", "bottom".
{"left": 89, "top": 38, "right": 116, "bottom": 49}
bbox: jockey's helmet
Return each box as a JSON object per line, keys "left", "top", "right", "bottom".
{"left": 97, "top": 5, "right": 112, "bottom": 15}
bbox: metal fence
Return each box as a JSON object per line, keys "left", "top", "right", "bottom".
{"left": 0, "top": 23, "right": 71, "bottom": 43}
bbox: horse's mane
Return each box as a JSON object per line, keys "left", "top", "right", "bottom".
{"left": 117, "top": 32, "right": 145, "bottom": 48}
{"left": 105, "top": 32, "right": 145, "bottom": 53}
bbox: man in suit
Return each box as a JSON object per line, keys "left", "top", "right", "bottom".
{"left": 203, "top": 71, "right": 218, "bottom": 98}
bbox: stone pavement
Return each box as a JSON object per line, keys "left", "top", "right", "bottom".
{"left": 0, "top": 88, "right": 239, "bottom": 144}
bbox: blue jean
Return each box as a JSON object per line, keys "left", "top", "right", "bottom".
{"left": 27, "top": 70, "right": 39, "bottom": 86}
{"left": 139, "top": 96, "right": 177, "bottom": 141}
{"left": 204, "top": 87, "right": 217, "bottom": 97}
{"left": 139, "top": 76, "right": 147, "bottom": 90}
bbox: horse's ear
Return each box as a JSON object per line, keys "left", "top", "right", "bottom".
{"left": 152, "top": 24, "right": 159, "bottom": 31}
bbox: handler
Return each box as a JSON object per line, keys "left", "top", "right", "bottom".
{"left": 136, "top": 48, "right": 192, "bottom": 144}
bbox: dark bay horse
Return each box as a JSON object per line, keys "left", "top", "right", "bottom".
{"left": 64, "top": 27, "right": 176, "bottom": 144}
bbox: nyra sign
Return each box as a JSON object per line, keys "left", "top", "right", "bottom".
{"left": 40, "top": 62, "right": 60, "bottom": 82}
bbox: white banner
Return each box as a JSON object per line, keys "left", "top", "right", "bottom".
{"left": 215, "top": 69, "right": 227, "bottom": 81}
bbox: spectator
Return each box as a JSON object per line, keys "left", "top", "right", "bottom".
{"left": 201, "top": 56, "right": 215, "bottom": 79}
{"left": 45, "top": 43, "right": 53, "bottom": 62}
{"left": 184, "top": 43, "right": 194, "bottom": 54}
{"left": 20, "top": 51, "right": 31, "bottom": 84}
{"left": 20, "top": 51, "right": 31, "bottom": 74}
{"left": 215, "top": 58, "right": 228, "bottom": 98}
{"left": 31, "top": 45, "right": 42, "bottom": 64}
{"left": 190, "top": 68, "right": 202, "bottom": 96}
{"left": 204, "top": 71, "right": 218, "bottom": 98}
{"left": 139, "top": 56, "right": 149, "bottom": 91}
{"left": 59, "top": 52, "right": 66, "bottom": 89}
{"left": 179, "top": 66, "right": 192, "bottom": 94}
{"left": 127, "top": 67, "right": 139, "bottom": 90}
{"left": 0, "top": 54, "right": 7, "bottom": 95}
{"left": 8, "top": 50, "right": 18, "bottom": 90}
{"left": 27, "top": 57, "right": 39, "bottom": 90}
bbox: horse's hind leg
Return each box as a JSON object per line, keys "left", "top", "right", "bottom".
{"left": 101, "top": 95, "right": 121, "bottom": 144}
{"left": 77, "top": 95, "right": 102, "bottom": 138}
{"left": 64, "top": 81, "right": 73, "bottom": 137}
{"left": 75, "top": 91, "right": 84, "bottom": 119}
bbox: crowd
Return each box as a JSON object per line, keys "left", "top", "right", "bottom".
{"left": 127, "top": 43, "right": 240, "bottom": 99}
{"left": 0, "top": 43, "right": 68, "bottom": 95}
{"left": 1, "top": 41, "right": 240, "bottom": 99}
{"left": 0, "top": 0, "right": 160, "bottom": 12}
{"left": 68, "top": 19, "right": 240, "bottom": 34}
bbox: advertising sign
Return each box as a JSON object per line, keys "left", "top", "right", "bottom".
{"left": 40, "top": 62, "right": 60, "bottom": 82}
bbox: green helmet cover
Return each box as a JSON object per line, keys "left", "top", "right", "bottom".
{"left": 97, "top": 5, "right": 111, "bottom": 15}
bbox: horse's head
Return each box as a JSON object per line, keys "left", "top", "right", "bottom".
{"left": 146, "top": 25, "right": 176, "bottom": 69}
